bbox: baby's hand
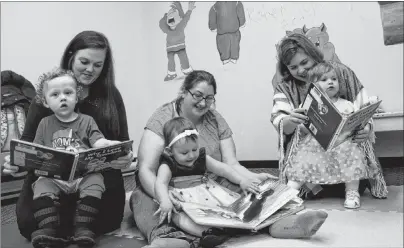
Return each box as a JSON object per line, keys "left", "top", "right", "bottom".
{"left": 154, "top": 200, "right": 174, "bottom": 224}
{"left": 240, "top": 178, "right": 261, "bottom": 196}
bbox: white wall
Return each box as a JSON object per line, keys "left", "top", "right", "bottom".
{"left": 2, "top": 2, "right": 403, "bottom": 161}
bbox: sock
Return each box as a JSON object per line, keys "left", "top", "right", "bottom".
{"left": 75, "top": 196, "right": 101, "bottom": 232}
{"left": 147, "top": 238, "right": 190, "bottom": 248}
{"left": 33, "top": 196, "right": 59, "bottom": 230}
{"left": 268, "top": 210, "right": 328, "bottom": 239}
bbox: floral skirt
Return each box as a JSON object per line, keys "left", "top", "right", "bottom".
{"left": 286, "top": 135, "right": 369, "bottom": 184}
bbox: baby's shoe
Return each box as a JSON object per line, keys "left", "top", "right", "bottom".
{"left": 164, "top": 73, "right": 177, "bottom": 81}
{"left": 31, "top": 228, "right": 69, "bottom": 248}
{"left": 72, "top": 227, "right": 96, "bottom": 247}
{"left": 344, "top": 190, "right": 360, "bottom": 209}
{"left": 200, "top": 227, "right": 230, "bottom": 248}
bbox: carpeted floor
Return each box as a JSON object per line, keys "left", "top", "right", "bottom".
{"left": 1, "top": 167, "right": 403, "bottom": 248}
{"left": 1, "top": 167, "right": 403, "bottom": 225}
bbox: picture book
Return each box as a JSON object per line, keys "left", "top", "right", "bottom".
{"left": 301, "top": 83, "right": 382, "bottom": 151}
{"left": 10, "top": 139, "right": 133, "bottom": 181}
{"left": 169, "top": 177, "right": 302, "bottom": 231}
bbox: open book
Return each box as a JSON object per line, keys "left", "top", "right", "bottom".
{"left": 169, "top": 177, "right": 303, "bottom": 231}
{"left": 301, "top": 83, "right": 382, "bottom": 151}
{"left": 9, "top": 139, "right": 133, "bottom": 181}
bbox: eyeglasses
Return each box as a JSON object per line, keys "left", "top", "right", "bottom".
{"left": 187, "top": 90, "right": 215, "bottom": 104}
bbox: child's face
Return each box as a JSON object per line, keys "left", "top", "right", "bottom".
{"left": 167, "top": 8, "right": 181, "bottom": 29}
{"left": 316, "top": 70, "right": 339, "bottom": 99}
{"left": 171, "top": 139, "right": 200, "bottom": 167}
{"left": 43, "top": 75, "right": 78, "bottom": 120}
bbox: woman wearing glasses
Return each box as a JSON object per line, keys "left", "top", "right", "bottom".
{"left": 130, "top": 70, "right": 327, "bottom": 248}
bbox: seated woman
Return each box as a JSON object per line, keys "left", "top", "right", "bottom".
{"left": 271, "top": 33, "right": 388, "bottom": 201}
{"left": 2, "top": 30, "right": 134, "bottom": 243}
{"left": 131, "top": 70, "right": 328, "bottom": 248}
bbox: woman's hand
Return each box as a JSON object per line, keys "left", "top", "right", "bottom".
{"left": 154, "top": 199, "right": 175, "bottom": 224}
{"left": 240, "top": 178, "right": 261, "bottom": 195}
{"left": 352, "top": 123, "right": 371, "bottom": 143}
{"left": 109, "top": 150, "right": 134, "bottom": 170}
{"left": 282, "top": 108, "right": 309, "bottom": 135}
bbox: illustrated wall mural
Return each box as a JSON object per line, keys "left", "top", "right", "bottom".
{"left": 272, "top": 23, "right": 341, "bottom": 89}
{"left": 208, "top": 1, "right": 246, "bottom": 65}
{"left": 160, "top": 1, "right": 195, "bottom": 82}
{"left": 378, "top": 1, "right": 403, "bottom": 46}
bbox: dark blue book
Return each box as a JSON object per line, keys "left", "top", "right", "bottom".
{"left": 302, "top": 83, "right": 382, "bottom": 151}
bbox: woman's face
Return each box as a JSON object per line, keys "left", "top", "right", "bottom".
{"left": 183, "top": 81, "right": 215, "bottom": 118}
{"left": 287, "top": 49, "right": 315, "bottom": 82}
{"left": 71, "top": 48, "right": 106, "bottom": 86}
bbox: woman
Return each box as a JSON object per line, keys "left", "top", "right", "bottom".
{"left": 3, "top": 30, "right": 133, "bottom": 241}
{"left": 131, "top": 70, "right": 329, "bottom": 248}
{"left": 271, "top": 33, "right": 387, "bottom": 200}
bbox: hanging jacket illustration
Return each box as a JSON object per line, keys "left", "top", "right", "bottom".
{"left": 209, "top": 1, "right": 246, "bottom": 64}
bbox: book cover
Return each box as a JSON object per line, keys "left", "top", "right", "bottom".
{"left": 172, "top": 178, "right": 301, "bottom": 230}
{"left": 10, "top": 139, "right": 133, "bottom": 181}
{"left": 302, "top": 83, "right": 382, "bottom": 151}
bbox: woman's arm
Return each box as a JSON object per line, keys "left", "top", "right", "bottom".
{"left": 114, "top": 89, "right": 130, "bottom": 141}
{"left": 220, "top": 137, "right": 278, "bottom": 181}
{"left": 206, "top": 155, "right": 243, "bottom": 184}
{"left": 206, "top": 155, "right": 260, "bottom": 194}
{"left": 137, "top": 129, "right": 165, "bottom": 198}
{"left": 271, "top": 86, "right": 307, "bottom": 135}
{"left": 155, "top": 163, "right": 172, "bottom": 205}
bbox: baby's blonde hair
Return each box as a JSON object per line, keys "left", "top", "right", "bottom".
{"left": 35, "top": 67, "right": 77, "bottom": 105}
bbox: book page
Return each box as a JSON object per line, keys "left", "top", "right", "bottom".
{"left": 346, "top": 100, "right": 382, "bottom": 130}
{"left": 180, "top": 179, "right": 298, "bottom": 230}
{"left": 340, "top": 100, "right": 382, "bottom": 136}
{"left": 10, "top": 139, "right": 76, "bottom": 181}
{"left": 73, "top": 140, "right": 133, "bottom": 179}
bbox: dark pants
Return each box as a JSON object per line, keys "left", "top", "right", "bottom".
{"left": 16, "top": 169, "right": 125, "bottom": 240}
{"left": 216, "top": 30, "right": 241, "bottom": 61}
{"left": 167, "top": 49, "right": 190, "bottom": 73}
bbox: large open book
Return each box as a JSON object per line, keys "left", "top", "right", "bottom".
{"left": 169, "top": 176, "right": 303, "bottom": 231}
{"left": 9, "top": 139, "right": 133, "bottom": 181}
{"left": 301, "top": 83, "right": 382, "bottom": 151}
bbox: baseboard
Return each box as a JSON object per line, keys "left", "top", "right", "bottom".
{"left": 240, "top": 157, "right": 404, "bottom": 169}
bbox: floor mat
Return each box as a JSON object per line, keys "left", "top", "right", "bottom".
{"left": 2, "top": 181, "right": 403, "bottom": 248}
{"left": 219, "top": 186, "right": 404, "bottom": 248}
{"left": 220, "top": 209, "right": 403, "bottom": 247}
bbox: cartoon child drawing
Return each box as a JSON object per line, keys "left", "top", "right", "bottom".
{"left": 209, "top": 1, "right": 246, "bottom": 65}
{"left": 159, "top": 1, "right": 196, "bottom": 82}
